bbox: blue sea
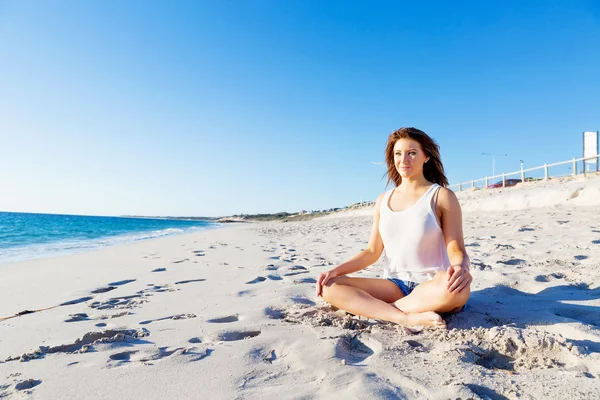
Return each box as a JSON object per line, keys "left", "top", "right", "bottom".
{"left": 0, "top": 212, "right": 220, "bottom": 264}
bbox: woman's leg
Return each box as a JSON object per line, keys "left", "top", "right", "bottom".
{"left": 393, "top": 271, "right": 470, "bottom": 314}
{"left": 321, "top": 276, "right": 446, "bottom": 327}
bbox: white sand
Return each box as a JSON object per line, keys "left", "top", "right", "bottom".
{"left": 1, "top": 177, "right": 600, "bottom": 399}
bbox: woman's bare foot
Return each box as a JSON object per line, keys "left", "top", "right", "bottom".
{"left": 404, "top": 311, "right": 446, "bottom": 329}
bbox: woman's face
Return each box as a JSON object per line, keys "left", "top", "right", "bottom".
{"left": 393, "top": 138, "right": 429, "bottom": 179}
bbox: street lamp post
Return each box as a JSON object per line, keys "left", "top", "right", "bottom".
{"left": 481, "top": 153, "right": 508, "bottom": 182}
{"left": 520, "top": 160, "right": 525, "bottom": 182}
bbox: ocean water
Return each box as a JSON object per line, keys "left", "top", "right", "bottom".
{"left": 0, "top": 212, "right": 220, "bottom": 264}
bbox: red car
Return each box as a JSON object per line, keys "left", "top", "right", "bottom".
{"left": 487, "top": 179, "right": 522, "bottom": 189}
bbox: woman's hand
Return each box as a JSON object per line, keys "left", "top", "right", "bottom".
{"left": 316, "top": 268, "right": 339, "bottom": 297}
{"left": 446, "top": 265, "right": 472, "bottom": 293}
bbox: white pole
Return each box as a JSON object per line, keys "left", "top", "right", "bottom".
{"left": 482, "top": 152, "right": 507, "bottom": 183}
{"left": 520, "top": 160, "right": 524, "bottom": 182}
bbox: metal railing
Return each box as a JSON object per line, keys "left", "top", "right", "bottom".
{"left": 449, "top": 155, "right": 600, "bottom": 192}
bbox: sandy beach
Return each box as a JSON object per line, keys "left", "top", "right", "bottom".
{"left": 1, "top": 176, "right": 600, "bottom": 399}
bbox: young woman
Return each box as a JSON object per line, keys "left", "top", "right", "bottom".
{"left": 316, "top": 127, "right": 471, "bottom": 328}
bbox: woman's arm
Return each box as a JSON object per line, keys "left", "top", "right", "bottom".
{"left": 333, "top": 192, "right": 386, "bottom": 275}
{"left": 316, "top": 192, "right": 386, "bottom": 297}
{"left": 438, "top": 188, "right": 472, "bottom": 292}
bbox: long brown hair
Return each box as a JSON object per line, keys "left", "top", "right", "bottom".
{"left": 384, "top": 127, "right": 449, "bottom": 188}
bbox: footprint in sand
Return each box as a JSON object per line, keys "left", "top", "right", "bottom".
{"left": 182, "top": 348, "right": 213, "bottom": 361}
{"left": 90, "top": 294, "right": 147, "bottom": 310}
{"left": 214, "top": 330, "right": 261, "bottom": 341}
{"left": 263, "top": 307, "right": 285, "bottom": 320}
{"left": 263, "top": 349, "right": 277, "bottom": 363}
{"left": 207, "top": 315, "right": 239, "bottom": 323}
{"left": 109, "top": 350, "right": 138, "bottom": 362}
{"left": 405, "top": 340, "right": 424, "bottom": 349}
{"left": 108, "top": 279, "right": 136, "bottom": 286}
{"left": 592, "top": 240, "right": 600, "bottom": 245}
{"left": 64, "top": 313, "right": 91, "bottom": 323}
{"left": 294, "top": 277, "right": 317, "bottom": 285}
{"left": 188, "top": 337, "right": 202, "bottom": 344}
{"left": 151, "top": 268, "right": 167, "bottom": 272}
{"left": 141, "top": 284, "right": 174, "bottom": 293}
{"left": 497, "top": 258, "right": 526, "bottom": 266}
{"left": 247, "top": 346, "right": 280, "bottom": 364}
{"left": 535, "top": 272, "right": 565, "bottom": 282}
{"left": 60, "top": 296, "right": 94, "bottom": 306}
{"left": 471, "top": 261, "right": 492, "bottom": 271}
{"left": 266, "top": 275, "right": 282, "bottom": 281}
{"left": 495, "top": 244, "right": 515, "bottom": 250}
{"left": 283, "top": 270, "right": 309, "bottom": 277}
{"left": 109, "top": 347, "right": 211, "bottom": 366}
{"left": 246, "top": 276, "right": 267, "bottom": 284}
{"left": 574, "top": 255, "right": 588, "bottom": 260}
{"left": 174, "top": 279, "right": 206, "bottom": 285}
{"left": 472, "top": 348, "right": 515, "bottom": 371}
{"left": 13, "top": 379, "right": 42, "bottom": 391}
{"left": 67, "top": 311, "right": 129, "bottom": 323}
{"left": 335, "top": 334, "right": 376, "bottom": 365}
{"left": 283, "top": 265, "right": 309, "bottom": 277}
{"left": 290, "top": 297, "right": 316, "bottom": 306}
{"left": 91, "top": 286, "right": 117, "bottom": 294}
{"left": 139, "top": 314, "right": 197, "bottom": 325}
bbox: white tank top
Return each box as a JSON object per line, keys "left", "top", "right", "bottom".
{"left": 378, "top": 184, "right": 450, "bottom": 283}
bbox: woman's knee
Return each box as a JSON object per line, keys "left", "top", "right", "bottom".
{"left": 320, "top": 275, "right": 347, "bottom": 300}
{"left": 433, "top": 272, "right": 470, "bottom": 302}
{"left": 324, "top": 275, "right": 348, "bottom": 288}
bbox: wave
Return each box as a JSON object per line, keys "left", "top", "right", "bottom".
{"left": 0, "top": 225, "right": 220, "bottom": 265}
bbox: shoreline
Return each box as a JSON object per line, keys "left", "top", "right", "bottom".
{"left": 0, "top": 221, "right": 231, "bottom": 267}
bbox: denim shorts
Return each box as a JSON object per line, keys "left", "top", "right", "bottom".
{"left": 387, "top": 277, "right": 468, "bottom": 312}
{"left": 387, "top": 278, "right": 419, "bottom": 297}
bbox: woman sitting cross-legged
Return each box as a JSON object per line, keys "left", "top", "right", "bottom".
{"left": 316, "top": 127, "right": 472, "bottom": 329}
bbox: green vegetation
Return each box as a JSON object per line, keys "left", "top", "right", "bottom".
{"left": 226, "top": 211, "right": 332, "bottom": 222}
{"left": 125, "top": 201, "right": 376, "bottom": 223}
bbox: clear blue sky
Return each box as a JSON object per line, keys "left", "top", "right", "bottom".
{"left": 1, "top": 1, "right": 598, "bottom": 217}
